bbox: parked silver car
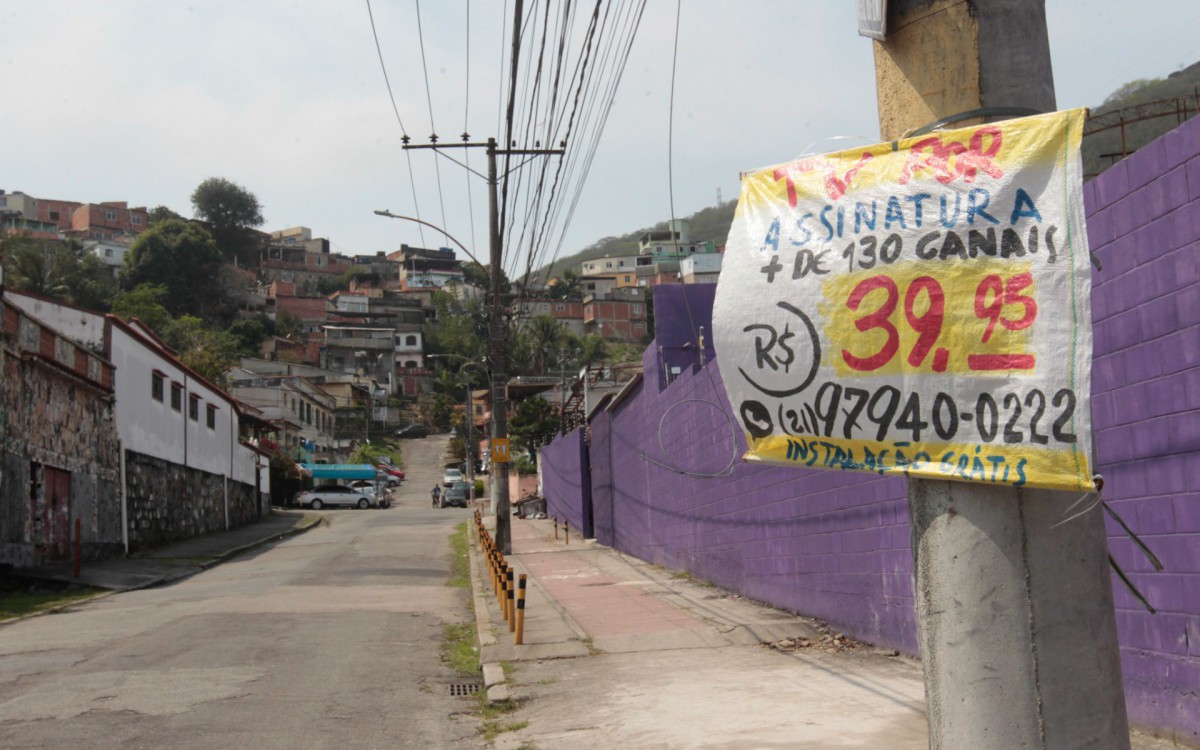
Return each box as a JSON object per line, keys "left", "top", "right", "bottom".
{"left": 295, "top": 485, "right": 373, "bottom": 510}
{"left": 442, "top": 467, "right": 464, "bottom": 487}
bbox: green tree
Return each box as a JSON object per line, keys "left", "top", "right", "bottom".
{"left": 461, "top": 261, "right": 490, "bottom": 289}
{"left": 227, "top": 317, "right": 272, "bottom": 355}
{"left": 578, "top": 334, "right": 609, "bottom": 367}
{"left": 423, "top": 290, "right": 488, "bottom": 363}
{"left": 111, "top": 285, "right": 239, "bottom": 384}
{"left": 523, "top": 315, "right": 566, "bottom": 374}
{"left": 275, "top": 309, "right": 304, "bottom": 339}
{"left": 316, "top": 266, "right": 370, "bottom": 296}
{"left": 120, "top": 219, "right": 224, "bottom": 319}
{"left": 461, "top": 260, "right": 511, "bottom": 293}
{"left": 190, "top": 177, "right": 264, "bottom": 265}
{"left": 71, "top": 252, "right": 118, "bottom": 312}
{"left": 430, "top": 393, "right": 455, "bottom": 431}
{"left": 1, "top": 237, "right": 91, "bottom": 302}
{"left": 349, "top": 443, "right": 397, "bottom": 466}
{"left": 546, "top": 268, "right": 583, "bottom": 300}
{"left": 147, "top": 205, "right": 185, "bottom": 226}
{"left": 167, "top": 316, "right": 240, "bottom": 386}
{"left": 509, "top": 396, "right": 560, "bottom": 467}
{"left": 111, "top": 283, "right": 174, "bottom": 334}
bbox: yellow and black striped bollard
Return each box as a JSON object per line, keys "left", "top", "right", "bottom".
{"left": 506, "top": 566, "right": 516, "bottom": 632}
{"left": 514, "top": 574, "right": 528, "bottom": 645}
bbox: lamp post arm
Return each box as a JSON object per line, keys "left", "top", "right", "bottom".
{"left": 372, "top": 210, "right": 484, "bottom": 267}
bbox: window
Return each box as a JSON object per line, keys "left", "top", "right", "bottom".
{"left": 633, "top": 304, "right": 643, "bottom": 315}
{"left": 132, "top": 214, "right": 142, "bottom": 226}
{"left": 105, "top": 248, "right": 113, "bottom": 258}
{"left": 206, "top": 404, "right": 217, "bottom": 429}
{"left": 555, "top": 303, "right": 565, "bottom": 312}
{"left": 406, "top": 335, "right": 417, "bottom": 346}
{"left": 104, "top": 209, "right": 117, "bottom": 222}
{"left": 152, "top": 372, "right": 164, "bottom": 402}
{"left": 171, "top": 383, "right": 183, "bottom": 412}
{"left": 49, "top": 211, "right": 59, "bottom": 221}
{"left": 189, "top": 394, "right": 200, "bottom": 421}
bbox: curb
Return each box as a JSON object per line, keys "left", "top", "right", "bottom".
{"left": 0, "top": 513, "right": 325, "bottom": 630}
{"left": 197, "top": 513, "right": 323, "bottom": 571}
{"left": 467, "top": 516, "right": 508, "bottom": 704}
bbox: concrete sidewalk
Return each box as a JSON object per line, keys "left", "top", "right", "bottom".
{"left": 471, "top": 515, "right": 1183, "bottom": 750}
{"left": 471, "top": 515, "right": 929, "bottom": 749}
{"left": 15, "top": 509, "right": 320, "bottom": 593}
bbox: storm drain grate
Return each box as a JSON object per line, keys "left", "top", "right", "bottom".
{"left": 449, "top": 683, "right": 482, "bottom": 697}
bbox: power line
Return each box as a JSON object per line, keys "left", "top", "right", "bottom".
{"left": 514, "top": 0, "right": 604, "bottom": 290}
{"left": 526, "top": 0, "right": 646, "bottom": 289}
{"left": 667, "top": 0, "right": 681, "bottom": 236}
{"left": 464, "top": 0, "right": 479, "bottom": 255}
{"left": 365, "top": 0, "right": 426, "bottom": 246}
{"left": 414, "top": 0, "right": 451, "bottom": 247}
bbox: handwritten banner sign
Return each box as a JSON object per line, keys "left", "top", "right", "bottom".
{"left": 713, "top": 109, "right": 1094, "bottom": 492}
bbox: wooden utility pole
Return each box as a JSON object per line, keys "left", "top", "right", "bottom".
{"left": 869, "top": 2, "right": 1129, "bottom": 748}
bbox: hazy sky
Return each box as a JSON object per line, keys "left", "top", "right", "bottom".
{"left": 4, "top": 1, "right": 1197, "bottom": 272}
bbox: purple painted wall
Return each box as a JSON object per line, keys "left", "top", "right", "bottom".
{"left": 542, "top": 426, "right": 590, "bottom": 536}
{"left": 540, "top": 116, "right": 1200, "bottom": 740}
{"left": 1084, "top": 115, "right": 1200, "bottom": 741}
{"left": 573, "top": 287, "right": 918, "bottom": 651}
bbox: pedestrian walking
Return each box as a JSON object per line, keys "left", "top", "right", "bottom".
{"left": 431, "top": 485, "right": 442, "bottom": 508}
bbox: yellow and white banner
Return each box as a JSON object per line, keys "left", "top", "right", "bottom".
{"left": 713, "top": 109, "right": 1094, "bottom": 491}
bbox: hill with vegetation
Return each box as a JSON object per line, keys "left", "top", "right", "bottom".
{"left": 539, "top": 60, "right": 1199, "bottom": 280}
{"left": 1081, "top": 60, "right": 1200, "bottom": 178}
{"left": 537, "top": 200, "right": 736, "bottom": 282}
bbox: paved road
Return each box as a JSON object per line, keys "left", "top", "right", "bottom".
{"left": 0, "top": 436, "right": 482, "bottom": 749}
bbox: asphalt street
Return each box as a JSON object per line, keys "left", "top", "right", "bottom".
{"left": 0, "top": 435, "right": 481, "bottom": 749}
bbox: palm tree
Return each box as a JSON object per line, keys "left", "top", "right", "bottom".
{"left": 578, "top": 334, "right": 609, "bottom": 367}
{"left": 2, "top": 238, "right": 78, "bottom": 299}
{"left": 523, "top": 315, "right": 565, "bottom": 374}
{"left": 547, "top": 268, "right": 582, "bottom": 301}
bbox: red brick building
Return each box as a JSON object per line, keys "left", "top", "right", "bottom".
{"left": 583, "top": 289, "right": 648, "bottom": 342}
{"left": 70, "top": 202, "right": 149, "bottom": 240}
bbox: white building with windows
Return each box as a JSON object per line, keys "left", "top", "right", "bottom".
{"left": 3, "top": 291, "right": 271, "bottom": 550}
{"left": 84, "top": 238, "right": 135, "bottom": 276}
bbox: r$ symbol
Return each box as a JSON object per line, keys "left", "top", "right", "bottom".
{"left": 745, "top": 323, "right": 796, "bottom": 373}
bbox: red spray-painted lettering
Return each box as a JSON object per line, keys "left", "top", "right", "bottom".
{"left": 773, "top": 152, "right": 875, "bottom": 205}
{"left": 899, "top": 126, "right": 1004, "bottom": 186}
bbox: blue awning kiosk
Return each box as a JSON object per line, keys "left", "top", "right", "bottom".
{"left": 298, "top": 464, "right": 378, "bottom": 481}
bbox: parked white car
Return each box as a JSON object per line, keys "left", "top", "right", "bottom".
{"left": 442, "top": 468, "right": 463, "bottom": 487}
{"left": 295, "top": 485, "right": 374, "bottom": 510}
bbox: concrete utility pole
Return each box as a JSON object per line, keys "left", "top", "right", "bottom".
{"left": 402, "top": 136, "right": 561, "bottom": 554}
{"left": 484, "top": 137, "right": 512, "bottom": 551}
{"left": 870, "top": 2, "right": 1129, "bottom": 748}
